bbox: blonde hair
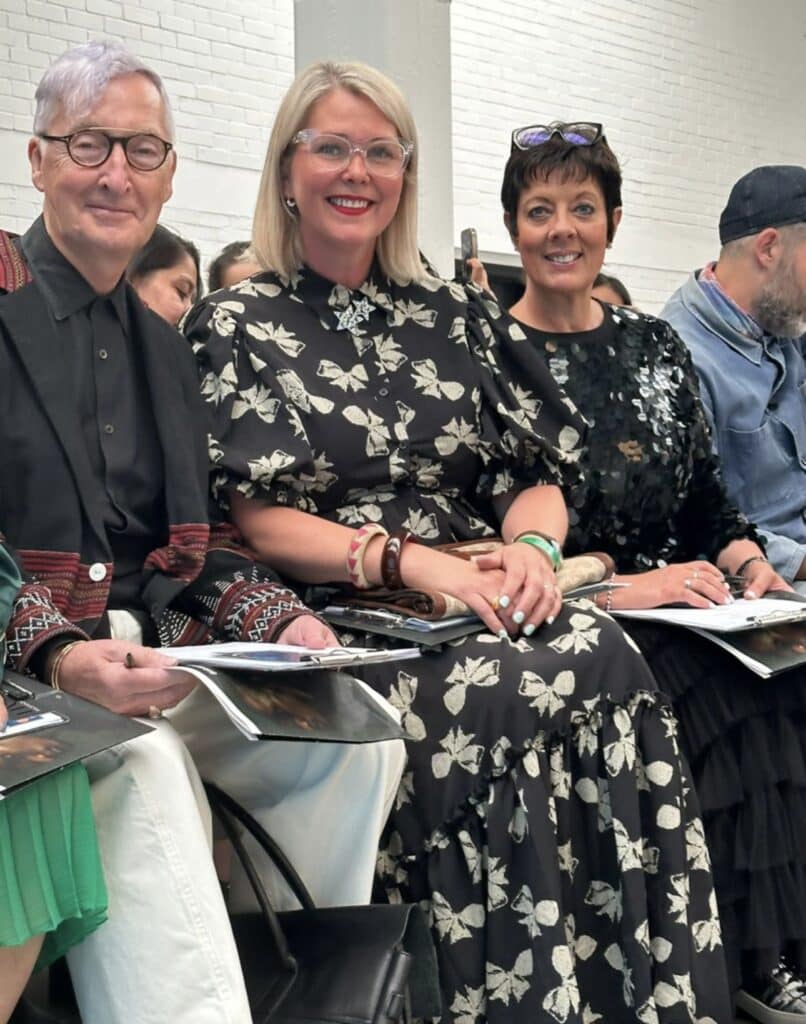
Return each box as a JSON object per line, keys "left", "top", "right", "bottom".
{"left": 252, "top": 60, "right": 428, "bottom": 285}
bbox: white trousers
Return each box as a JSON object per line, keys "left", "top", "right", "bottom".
{"left": 66, "top": 684, "right": 406, "bottom": 1024}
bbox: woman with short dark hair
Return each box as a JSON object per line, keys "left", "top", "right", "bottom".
{"left": 489, "top": 121, "right": 806, "bottom": 1021}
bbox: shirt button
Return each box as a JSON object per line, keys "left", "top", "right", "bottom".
{"left": 800, "top": 456, "right": 806, "bottom": 469}
{"left": 98, "top": 349, "right": 108, "bottom": 360}
{"left": 104, "top": 424, "right": 114, "bottom": 434}
{"left": 88, "top": 562, "right": 107, "bottom": 582}
{"left": 379, "top": 387, "right": 390, "bottom": 397}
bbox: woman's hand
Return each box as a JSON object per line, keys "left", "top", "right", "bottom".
{"left": 474, "top": 543, "right": 562, "bottom": 634}
{"left": 609, "top": 561, "right": 732, "bottom": 611}
{"left": 740, "top": 560, "right": 792, "bottom": 599}
{"left": 396, "top": 544, "right": 509, "bottom": 636}
{"left": 0, "top": 700, "right": 7, "bottom": 732}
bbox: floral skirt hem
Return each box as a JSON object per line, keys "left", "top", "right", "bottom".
{"left": 362, "top": 606, "right": 733, "bottom": 1015}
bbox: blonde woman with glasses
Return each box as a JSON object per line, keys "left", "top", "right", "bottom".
{"left": 185, "top": 63, "right": 732, "bottom": 1022}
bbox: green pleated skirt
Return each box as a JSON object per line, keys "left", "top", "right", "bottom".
{"left": 0, "top": 762, "right": 107, "bottom": 969}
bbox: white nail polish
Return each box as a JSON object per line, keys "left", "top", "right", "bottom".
{"left": 499, "top": 595, "right": 510, "bottom": 609}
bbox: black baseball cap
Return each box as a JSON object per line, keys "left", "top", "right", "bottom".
{"left": 719, "top": 165, "right": 806, "bottom": 244}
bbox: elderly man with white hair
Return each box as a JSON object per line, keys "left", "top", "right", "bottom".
{"left": 0, "top": 40, "right": 404, "bottom": 1024}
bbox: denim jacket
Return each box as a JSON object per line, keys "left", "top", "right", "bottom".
{"left": 662, "top": 270, "right": 806, "bottom": 582}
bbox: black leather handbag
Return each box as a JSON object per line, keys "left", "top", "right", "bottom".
{"left": 205, "top": 783, "right": 441, "bottom": 1024}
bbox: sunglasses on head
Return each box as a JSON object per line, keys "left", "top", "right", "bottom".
{"left": 511, "top": 122, "right": 604, "bottom": 153}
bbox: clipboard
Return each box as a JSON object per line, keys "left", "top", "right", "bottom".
{"left": 322, "top": 606, "right": 487, "bottom": 648}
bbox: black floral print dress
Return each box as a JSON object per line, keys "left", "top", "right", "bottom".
{"left": 186, "top": 270, "right": 732, "bottom": 1023}
{"left": 501, "top": 298, "right": 806, "bottom": 994}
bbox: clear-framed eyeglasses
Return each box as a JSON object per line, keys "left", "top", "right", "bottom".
{"left": 292, "top": 129, "right": 413, "bottom": 177}
{"left": 38, "top": 129, "right": 174, "bottom": 171}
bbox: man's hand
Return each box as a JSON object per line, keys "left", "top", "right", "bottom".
{"left": 275, "top": 614, "right": 339, "bottom": 649}
{"left": 54, "top": 639, "right": 197, "bottom": 717}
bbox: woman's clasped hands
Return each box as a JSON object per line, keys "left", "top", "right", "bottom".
{"left": 407, "top": 540, "right": 561, "bottom": 638}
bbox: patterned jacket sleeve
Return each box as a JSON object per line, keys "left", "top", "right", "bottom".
{"left": 0, "top": 536, "right": 88, "bottom": 672}
{"left": 158, "top": 524, "right": 315, "bottom": 646}
{"left": 660, "top": 321, "right": 762, "bottom": 560}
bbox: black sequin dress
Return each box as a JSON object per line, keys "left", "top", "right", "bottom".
{"left": 186, "top": 271, "right": 734, "bottom": 1023}
{"left": 507, "top": 299, "right": 806, "bottom": 992}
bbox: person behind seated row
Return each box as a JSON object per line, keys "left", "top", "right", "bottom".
{"left": 488, "top": 121, "right": 806, "bottom": 1021}
{"left": 207, "top": 239, "right": 262, "bottom": 291}
{"left": 0, "top": 40, "right": 405, "bottom": 1024}
{"left": 591, "top": 270, "right": 632, "bottom": 306}
{"left": 185, "top": 61, "right": 732, "bottom": 1022}
{"left": 127, "top": 222, "right": 200, "bottom": 326}
{"left": 661, "top": 165, "right": 806, "bottom": 592}
{"left": 0, "top": 541, "right": 107, "bottom": 1024}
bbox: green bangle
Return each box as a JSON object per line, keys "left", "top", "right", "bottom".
{"left": 515, "top": 534, "right": 562, "bottom": 570}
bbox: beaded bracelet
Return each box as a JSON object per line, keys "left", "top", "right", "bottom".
{"left": 594, "top": 573, "right": 617, "bottom": 614}
{"left": 346, "top": 523, "right": 388, "bottom": 589}
{"left": 381, "top": 530, "right": 417, "bottom": 589}
{"left": 514, "top": 531, "right": 563, "bottom": 571}
{"left": 49, "top": 640, "right": 84, "bottom": 691}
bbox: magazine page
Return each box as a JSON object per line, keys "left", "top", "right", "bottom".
{"left": 172, "top": 664, "right": 405, "bottom": 745}
{"left": 0, "top": 673, "right": 151, "bottom": 797}
{"left": 690, "top": 621, "right": 806, "bottom": 678}
{"left": 161, "top": 641, "right": 421, "bottom": 672}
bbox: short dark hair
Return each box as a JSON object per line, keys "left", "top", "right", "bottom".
{"left": 500, "top": 135, "right": 623, "bottom": 243}
{"left": 127, "top": 224, "right": 201, "bottom": 299}
{"left": 593, "top": 272, "right": 632, "bottom": 305}
{"left": 207, "top": 240, "right": 252, "bottom": 292}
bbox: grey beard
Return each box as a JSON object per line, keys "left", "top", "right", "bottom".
{"left": 753, "top": 290, "right": 806, "bottom": 338}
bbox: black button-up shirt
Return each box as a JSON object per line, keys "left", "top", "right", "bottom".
{"left": 21, "top": 217, "right": 166, "bottom": 610}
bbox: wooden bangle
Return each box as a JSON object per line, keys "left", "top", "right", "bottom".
{"left": 346, "top": 523, "right": 388, "bottom": 590}
{"left": 381, "top": 530, "right": 417, "bottom": 589}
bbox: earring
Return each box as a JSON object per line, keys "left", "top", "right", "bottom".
{"left": 285, "top": 197, "right": 297, "bottom": 210}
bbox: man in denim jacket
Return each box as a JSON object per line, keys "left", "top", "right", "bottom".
{"left": 662, "top": 165, "right": 806, "bottom": 591}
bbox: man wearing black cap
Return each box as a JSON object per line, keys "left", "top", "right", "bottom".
{"left": 662, "top": 165, "right": 806, "bottom": 595}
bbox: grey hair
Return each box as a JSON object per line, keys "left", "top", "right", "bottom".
{"left": 720, "top": 220, "right": 806, "bottom": 261}
{"left": 33, "top": 40, "right": 174, "bottom": 139}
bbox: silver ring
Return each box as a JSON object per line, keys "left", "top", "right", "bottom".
{"left": 148, "top": 705, "right": 163, "bottom": 720}
{"left": 683, "top": 578, "right": 692, "bottom": 589}
{"left": 543, "top": 582, "right": 553, "bottom": 590}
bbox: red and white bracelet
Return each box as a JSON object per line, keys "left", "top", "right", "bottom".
{"left": 346, "top": 523, "right": 388, "bottom": 589}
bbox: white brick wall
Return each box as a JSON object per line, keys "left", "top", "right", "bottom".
{"left": 451, "top": 0, "right": 806, "bottom": 311}
{"left": 1, "top": 0, "right": 803, "bottom": 309}
{"left": 0, "top": 0, "right": 295, "bottom": 281}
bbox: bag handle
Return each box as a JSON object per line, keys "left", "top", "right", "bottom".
{"left": 204, "top": 782, "right": 317, "bottom": 912}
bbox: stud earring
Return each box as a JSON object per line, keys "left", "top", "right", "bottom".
{"left": 285, "top": 197, "right": 297, "bottom": 210}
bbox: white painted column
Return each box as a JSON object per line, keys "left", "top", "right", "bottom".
{"left": 294, "top": 0, "right": 454, "bottom": 277}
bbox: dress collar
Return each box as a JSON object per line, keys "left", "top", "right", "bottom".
{"left": 291, "top": 262, "right": 396, "bottom": 333}
{"left": 21, "top": 215, "right": 129, "bottom": 330}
